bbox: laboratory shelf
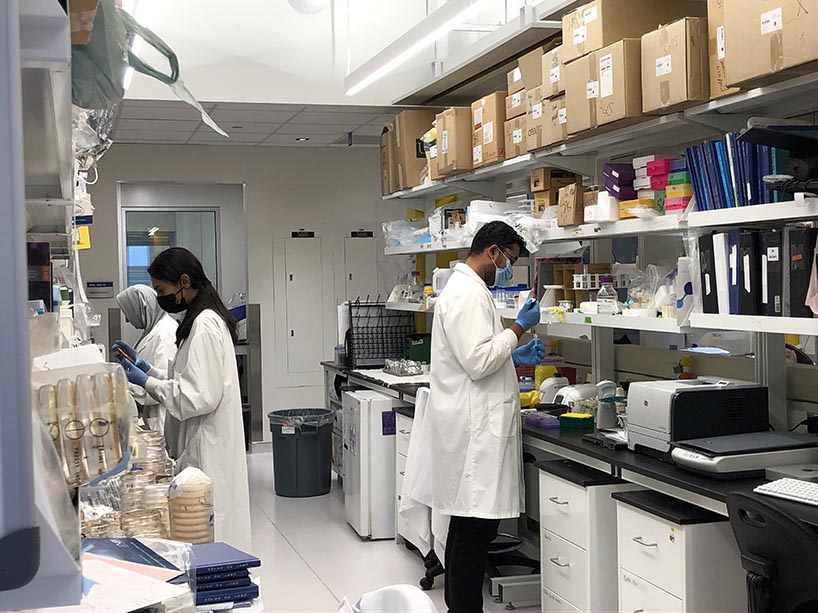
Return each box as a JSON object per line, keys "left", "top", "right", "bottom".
{"left": 384, "top": 239, "right": 470, "bottom": 256}
{"left": 385, "top": 301, "right": 432, "bottom": 313}
{"left": 465, "top": 153, "right": 541, "bottom": 181}
{"left": 687, "top": 198, "right": 818, "bottom": 228}
{"left": 540, "top": 214, "right": 687, "bottom": 242}
{"left": 382, "top": 181, "right": 458, "bottom": 201}
{"left": 560, "top": 311, "right": 687, "bottom": 333}
{"left": 26, "top": 198, "right": 72, "bottom": 234}
{"left": 27, "top": 232, "right": 72, "bottom": 257}
{"left": 689, "top": 313, "right": 818, "bottom": 336}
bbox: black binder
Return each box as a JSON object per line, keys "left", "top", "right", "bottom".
{"left": 739, "top": 230, "right": 762, "bottom": 316}
{"left": 698, "top": 233, "right": 719, "bottom": 314}
{"left": 785, "top": 227, "right": 818, "bottom": 318}
{"left": 761, "top": 230, "right": 783, "bottom": 317}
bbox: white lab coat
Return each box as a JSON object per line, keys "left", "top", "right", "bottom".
{"left": 133, "top": 315, "right": 178, "bottom": 435}
{"left": 145, "top": 309, "right": 252, "bottom": 552}
{"left": 427, "top": 263, "right": 524, "bottom": 519}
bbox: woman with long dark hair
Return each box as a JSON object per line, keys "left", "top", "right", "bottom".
{"left": 113, "top": 247, "right": 251, "bottom": 551}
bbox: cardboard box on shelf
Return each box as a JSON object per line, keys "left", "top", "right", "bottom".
{"left": 525, "top": 86, "right": 547, "bottom": 151}
{"left": 531, "top": 167, "right": 580, "bottom": 192}
{"left": 429, "top": 144, "right": 441, "bottom": 182}
{"left": 542, "top": 46, "right": 566, "bottom": 98}
{"left": 565, "top": 51, "right": 599, "bottom": 135}
{"left": 519, "top": 46, "right": 546, "bottom": 91}
{"left": 558, "top": 183, "right": 586, "bottom": 227}
{"left": 472, "top": 92, "right": 507, "bottom": 168}
{"left": 642, "top": 17, "right": 709, "bottom": 114}
{"left": 395, "top": 109, "right": 437, "bottom": 190}
{"left": 545, "top": 95, "right": 569, "bottom": 146}
{"left": 533, "top": 189, "right": 560, "bottom": 218}
{"left": 436, "top": 107, "right": 474, "bottom": 177}
{"left": 379, "top": 123, "right": 398, "bottom": 196}
{"left": 561, "top": 0, "right": 708, "bottom": 64}
{"left": 506, "top": 90, "right": 527, "bottom": 120}
{"left": 723, "top": 0, "right": 818, "bottom": 88}
{"left": 596, "top": 38, "right": 642, "bottom": 127}
{"left": 505, "top": 117, "right": 528, "bottom": 158}
{"left": 507, "top": 66, "right": 525, "bottom": 94}
{"left": 707, "top": 0, "right": 739, "bottom": 99}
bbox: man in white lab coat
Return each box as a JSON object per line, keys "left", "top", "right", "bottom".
{"left": 428, "top": 221, "right": 544, "bottom": 613}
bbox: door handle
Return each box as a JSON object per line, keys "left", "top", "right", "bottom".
{"left": 633, "top": 610, "right": 645, "bottom": 613}
{"left": 549, "top": 557, "right": 570, "bottom": 568}
{"left": 632, "top": 536, "right": 658, "bottom": 548}
{"left": 399, "top": 471, "right": 405, "bottom": 476}
{"left": 549, "top": 496, "right": 569, "bottom": 506}
{"left": 349, "top": 273, "right": 353, "bottom": 280}
{"left": 399, "top": 429, "right": 411, "bottom": 435}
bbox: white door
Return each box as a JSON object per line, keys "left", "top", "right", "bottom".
{"left": 344, "top": 236, "right": 378, "bottom": 301}
{"left": 285, "top": 237, "right": 324, "bottom": 374}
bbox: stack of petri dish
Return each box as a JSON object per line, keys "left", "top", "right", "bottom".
{"left": 132, "top": 430, "right": 168, "bottom": 476}
{"left": 121, "top": 509, "right": 166, "bottom": 538}
{"left": 142, "top": 482, "right": 171, "bottom": 536}
{"left": 120, "top": 468, "right": 155, "bottom": 513}
{"left": 169, "top": 468, "right": 214, "bottom": 544}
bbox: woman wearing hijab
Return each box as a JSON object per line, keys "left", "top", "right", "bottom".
{"left": 112, "top": 248, "right": 251, "bottom": 552}
{"left": 115, "top": 285, "right": 178, "bottom": 436}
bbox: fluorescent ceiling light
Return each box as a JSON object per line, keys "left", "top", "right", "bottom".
{"left": 345, "top": 0, "right": 492, "bottom": 97}
{"left": 295, "top": 137, "right": 311, "bottom": 142}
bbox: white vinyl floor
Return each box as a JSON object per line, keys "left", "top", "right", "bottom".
{"left": 247, "top": 451, "right": 535, "bottom": 613}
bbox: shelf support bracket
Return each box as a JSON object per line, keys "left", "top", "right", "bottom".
{"left": 537, "top": 154, "right": 598, "bottom": 178}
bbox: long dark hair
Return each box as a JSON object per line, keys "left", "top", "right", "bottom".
{"left": 147, "top": 247, "right": 238, "bottom": 347}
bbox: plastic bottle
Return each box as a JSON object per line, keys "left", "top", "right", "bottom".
{"left": 597, "top": 275, "right": 619, "bottom": 314}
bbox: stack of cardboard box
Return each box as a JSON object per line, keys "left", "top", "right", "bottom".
{"left": 435, "top": 107, "right": 474, "bottom": 177}
{"left": 530, "top": 167, "right": 580, "bottom": 219}
{"left": 379, "top": 109, "right": 437, "bottom": 195}
{"left": 523, "top": 43, "right": 565, "bottom": 152}
{"left": 473, "top": 92, "right": 507, "bottom": 169}
{"left": 503, "top": 45, "right": 554, "bottom": 157}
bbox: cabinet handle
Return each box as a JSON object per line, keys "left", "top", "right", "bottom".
{"left": 548, "top": 496, "right": 569, "bottom": 506}
{"left": 399, "top": 471, "right": 405, "bottom": 476}
{"left": 399, "top": 429, "right": 411, "bottom": 435}
{"left": 633, "top": 610, "right": 645, "bottom": 613}
{"left": 549, "top": 557, "right": 570, "bottom": 568}
{"left": 632, "top": 536, "right": 658, "bottom": 548}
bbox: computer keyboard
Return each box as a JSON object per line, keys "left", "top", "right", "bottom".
{"left": 754, "top": 478, "right": 818, "bottom": 507}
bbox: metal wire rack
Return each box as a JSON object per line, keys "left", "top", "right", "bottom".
{"left": 345, "top": 299, "right": 415, "bottom": 368}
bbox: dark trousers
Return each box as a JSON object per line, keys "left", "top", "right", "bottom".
{"left": 444, "top": 516, "right": 501, "bottom": 613}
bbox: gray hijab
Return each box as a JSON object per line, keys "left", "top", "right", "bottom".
{"left": 116, "top": 285, "right": 166, "bottom": 345}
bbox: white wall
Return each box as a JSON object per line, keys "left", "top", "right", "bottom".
{"left": 83, "top": 143, "right": 396, "bottom": 440}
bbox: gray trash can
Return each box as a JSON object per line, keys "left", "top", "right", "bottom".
{"left": 268, "top": 408, "right": 335, "bottom": 498}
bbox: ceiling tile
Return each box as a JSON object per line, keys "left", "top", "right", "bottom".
{"left": 115, "top": 131, "right": 191, "bottom": 143}
{"left": 116, "top": 118, "right": 200, "bottom": 133}
{"left": 354, "top": 124, "right": 387, "bottom": 137}
{"left": 302, "top": 104, "right": 393, "bottom": 114}
{"left": 258, "top": 134, "right": 336, "bottom": 146}
{"left": 275, "top": 123, "right": 361, "bottom": 135}
{"left": 120, "top": 105, "right": 205, "bottom": 122}
{"left": 367, "top": 113, "right": 398, "bottom": 126}
{"left": 218, "top": 122, "right": 281, "bottom": 134}
{"left": 209, "top": 102, "right": 306, "bottom": 112}
{"left": 189, "top": 132, "right": 268, "bottom": 143}
{"left": 210, "top": 108, "right": 300, "bottom": 124}
{"left": 289, "top": 111, "right": 382, "bottom": 125}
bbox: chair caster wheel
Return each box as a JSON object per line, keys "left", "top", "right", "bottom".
{"left": 419, "top": 577, "right": 434, "bottom": 591}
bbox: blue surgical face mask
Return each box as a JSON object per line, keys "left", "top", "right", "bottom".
{"left": 493, "top": 250, "right": 514, "bottom": 286}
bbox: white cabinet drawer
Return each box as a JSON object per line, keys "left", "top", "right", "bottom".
{"left": 619, "top": 569, "right": 683, "bottom": 613}
{"left": 541, "top": 530, "right": 588, "bottom": 613}
{"left": 617, "top": 503, "right": 685, "bottom": 598}
{"left": 396, "top": 415, "right": 413, "bottom": 457}
{"left": 542, "top": 587, "right": 582, "bottom": 613}
{"left": 396, "top": 452, "right": 407, "bottom": 480}
{"left": 539, "top": 472, "right": 589, "bottom": 550}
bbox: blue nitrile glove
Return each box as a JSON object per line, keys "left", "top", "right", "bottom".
{"left": 112, "top": 340, "right": 150, "bottom": 373}
{"left": 513, "top": 338, "right": 546, "bottom": 367}
{"left": 515, "top": 299, "right": 542, "bottom": 332}
{"left": 120, "top": 357, "right": 149, "bottom": 388}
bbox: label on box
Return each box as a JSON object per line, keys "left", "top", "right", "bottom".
{"left": 583, "top": 5, "right": 598, "bottom": 23}
{"left": 532, "top": 102, "right": 543, "bottom": 119}
{"left": 704, "top": 273, "right": 712, "bottom": 296}
{"left": 550, "top": 66, "right": 561, "bottom": 84}
{"left": 483, "top": 121, "right": 494, "bottom": 145}
{"left": 512, "top": 67, "right": 522, "bottom": 82}
{"left": 767, "top": 246, "right": 780, "bottom": 262}
{"left": 512, "top": 91, "right": 522, "bottom": 107}
{"left": 441, "top": 130, "right": 449, "bottom": 154}
{"left": 474, "top": 107, "right": 483, "bottom": 128}
{"left": 656, "top": 55, "right": 672, "bottom": 77}
{"left": 599, "top": 53, "right": 613, "bottom": 99}
{"left": 429, "top": 213, "right": 443, "bottom": 235}
{"left": 762, "top": 256, "right": 769, "bottom": 303}
{"left": 473, "top": 145, "right": 483, "bottom": 165}
{"left": 586, "top": 80, "right": 599, "bottom": 99}
{"left": 717, "top": 25, "right": 726, "bottom": 60}
{"left": 558, "top": 108, "right": 567, "bottom": 124}
{"left": 512, "top": 128, "right": 523, "bottom": 144}
{"left": 761, "top": 8, "right": 783, "bottom": 36}
{"left": 429, "top": 144, "right": 437, "bottom": 159}
{"left": 573, "top": 25, "right": 587, "bottom": 45}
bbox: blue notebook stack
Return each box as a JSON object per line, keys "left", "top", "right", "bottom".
{"left": 193, "top": 542, "right": 261, "bottom": 607}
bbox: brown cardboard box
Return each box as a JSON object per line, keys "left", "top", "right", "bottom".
{"left": 395, "top": 109, "right": 437, "bottom": 190}
{"left": 70, "top": 0, "right": 100, "bottom": 45}
{"left": 429, "top": 148, "right": 441, "bottom": 182}
{"left": 519, "top": 47, "right": 546, "bottom": 91}
{"left": 507, "top": 66, "right": 525, "bottom": 94}
{"left": 471, "top": 92, "right": 507, "bottom": 168}
{"left": 707, "top": 0, "right": 740, "bottom": 99}
{"left": 506, "top": 90, "right": 527, "bottom": 120}
{"left": 505, "top": 117, "right": 528, "bottom": 159}
{"left": 525, "top": 87, "right": 547, "bottom": 152}
{"left": 642, "top": 17, "right": 709, "bottom": 114}
{"left": 562, "top": 0, "right": 707, "bottom": 63}
{"left": 436, "top": 107, "right": 474, "bottom": 176}
{"left": 583, "top": 190, "right": 601, "bottom": 207}
{"left": 558, "top": 183, "right": 586, "bottom": 227}
{"left": 565, "top": 52, "right": 599, "bottom": 135}
{"left": 542, "top": 46, "right": 566, "bottom": 98}
{"left": 533, "top": 189, "right": 560, "bottom": 218}
{"left": 545, "top": 96, "right": 569, "bottom": 146}
{"left": 379, "top": 124, "right": 398, "bottom": 196}
{"left": 531, "top": 167, "right": 579, "bottom": 192}
{"left": 596, "top": 39, "right": 642, "bottom": 127}
{"left": 723, "top": 0, "right": 818, "bottom": 88}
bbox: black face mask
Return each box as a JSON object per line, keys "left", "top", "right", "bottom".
{"left": 157, "top": 287, "right": 187, "bottom": 314}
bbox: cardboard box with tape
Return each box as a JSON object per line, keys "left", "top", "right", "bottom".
{"left": 546, "top": 95, "right": 569, "bottom": 146}
{"left": 561, "top": 0, "right": 707, "bottom": 64}
{"left": 519, "top": 46, "right": 546, "bottom": 91}
{"left": 380, "top": 124, "right": 398, "bottom": 196}
{"left": 506, "top": 90, "right": 527, "bottom": 120}
{"left": 723, "top": 0, "right": 818, "bottom": 88}
{"left": 472, "top": 92, "right": 507, "bottom": 168}
{"left": 394, "top": 109, "right": 437, "bottom": 190}
{"left": 542, "top": 46, "right": 566, "bottom": 98}
{"left": 707, "top": 0, "right": 739, "bottom": 99}
{"left": 531, "top": 167, "right": 580, "bottom": 192}
{"left": 533, "top": 189, "right": 560, "bottom": 218}
{"left": 596, "top": 38, "right": 642, "bottom": 127}
{"left": 505, "top": 117, "right": 528, "bottom": 158}
{"left": 525, "top": 86, "right": 547, "bottom": 151}
{"left": 642, "top": 17, "right": 709, "bottom": 114}
{"left": 558, "top": 182, "right": 586, "bottom": 227}
{"left": 565, "top": 51, "right": 599, "bottom": 135}
{"left": 507, "top": 66, "right": 525, "bottom": 94}
{"left": 436, "top": 107, "right": 474, "bottom": 177}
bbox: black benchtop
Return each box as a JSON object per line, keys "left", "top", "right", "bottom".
{"left": 536, "top": 458, "right": 624, "bottom": 488}
{"left": 321, "top": 361, "right": 430, "bottom": 399}
{"left": 612, "top": 489, "right": 728, "bottom": 525}
{"left": 395, "top": 406, "right": 416, "bottom": 419}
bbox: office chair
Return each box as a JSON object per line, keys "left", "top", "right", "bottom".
{"left": 726, "top": 492, "right": 818, "bottom": 613}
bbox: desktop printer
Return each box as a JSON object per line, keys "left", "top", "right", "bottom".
{"left": 627, "top": 378, "right": 768, "bottom": 457}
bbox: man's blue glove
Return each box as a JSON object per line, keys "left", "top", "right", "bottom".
{"left": 513, "top": 338, "right": 546, "bottom": 367}
{"left": 515, "top": 299, "right": 541, "bottom": 332}
{"left": 112, "top": 340, "right": 150, "bottom": 373}
{"left": 120, "top": 357, "right": 149, "bottom": 388}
